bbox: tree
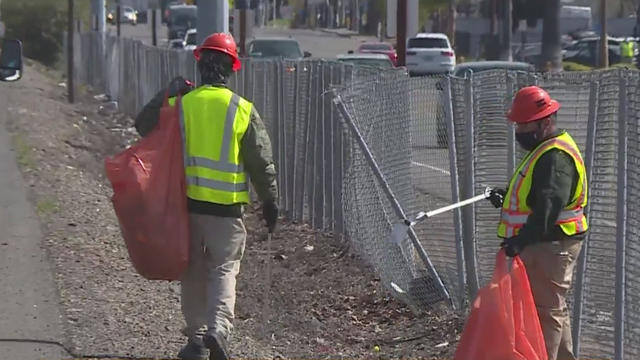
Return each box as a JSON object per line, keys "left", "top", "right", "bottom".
{"left": 499, "top": 0, "right": 512, "bottom": 61}
{"left": 616, "top": 0, "right": 638, "bottom": 17}
{"left": 1, "top": 0, "right": 67, "bottom": 66}
{"left": 540, "top": 0, "right": 561, "bottom": 71}
{"left": 512, "top": 0, "right": 559, "bottom": 70}
{"left": 418, "top": 0, "right": 447, "bottom": 33}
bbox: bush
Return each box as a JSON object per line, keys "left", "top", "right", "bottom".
{"left": 562, "top": 61, "right": 593, "bottom": 72}
{"left": 611, "top": 62, "right": 638, "bottom": 70}
{"left": 1, "top": 0, "right": 66, "bottom": 66}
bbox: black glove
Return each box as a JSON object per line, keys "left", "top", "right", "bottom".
{"left": 167, "top": 76, "right": 194, "bottom": 98}
{"left": 500, "top": 236, "right": 526, "bottom": 258}
{"left": 262, "top": 200, "right": 279, "bottom": 233}
{"left": 488, "top": 188, "right": 506, "bottom": 208}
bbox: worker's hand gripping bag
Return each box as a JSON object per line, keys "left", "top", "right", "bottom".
{"left": 104, "top": 93, "right": 189, "bottom": 281}
{"left": 454, "top": 249, "right": 547, "bottom": 360}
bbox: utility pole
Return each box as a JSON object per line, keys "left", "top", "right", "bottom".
{"left": 600, "top": 0, "right": 609, "bottom": 68}
{"left": 197, "top": 0, "right": 228, "bottom": 44}
{"left": 116, "top": 0, "right": 121, "bottom": 37}
{"left": 67, "top": 0, "right": 74, "bottom": 103}
{"left": 540, "top": 0, "right": 561, "bottom": 71}
{"left": 448, "top": 0, "right": 455, "bottom": 48}
{"left": 98, "top": 0, "right": 105, "bottom": 32}
{"left": 501, "top": 0, "right": 512, "bottom": 61}
{"left": 237, "top": 0, "right": 249, "bottom": 56}
{"left": 272, "top": 0, "right": 276, "bottom": 24}
{"left": 0, "top": 0, "right": 3, "bottom": 39}
{"left": 91, "top": 0, "right": 105, "bottom": 32}
{"left": 490, "top": 0, "right": 497, "bottom": 35}
{"left": 355, "top": 0, "right": 360, "bottom": 34}
{"left": 397, "top": 0, "right": 407, "bottom": 66}
{"left": 240, "top": 11, "right": 246, "bottom": 54}
{"left": 152, "top": 9, "right": 157, "bottom": 46}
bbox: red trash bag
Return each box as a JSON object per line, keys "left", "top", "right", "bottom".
{"left": 454, "top": 249, "right": 548, "bottom": 360}
{"left": 104, "top": 94, "right": 189, "bottom": 280}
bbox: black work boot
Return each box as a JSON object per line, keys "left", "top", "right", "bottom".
{"left": 177, "top": 338, "right": 209, "bottom": 360}
{"left": 203, "top": 330, "right": 230, "bottom": 360}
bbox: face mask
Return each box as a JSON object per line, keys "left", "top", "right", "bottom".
{"left": 515, "top": 131, "right": 539, "bottom": 151}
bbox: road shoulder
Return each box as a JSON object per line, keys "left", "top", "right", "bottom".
{"left": 0, "top": 75, "right": 68, "bottom": 359}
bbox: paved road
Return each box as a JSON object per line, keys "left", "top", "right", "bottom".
{"left": 110, "top": 23, "right": 377, "bottom": 59}
{"left": 0, "top": 85, "right": 68, "bottom": 359}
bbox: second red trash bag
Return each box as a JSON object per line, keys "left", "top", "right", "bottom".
{"left": 104, "top": 94, "right": 189, "bottom": 281}
{"left": 454, "top": 249, "right": 548, "bottom": 360}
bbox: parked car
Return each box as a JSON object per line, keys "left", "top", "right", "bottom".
{"left": 183, "top": 29, "right": 197, "bottom": 51}
{"left": 167, "top": 5, "right": 197, "bottom": 40}
{"left": 514, "top": 43, "right": 542, "bottom": 65}
{"left": 135, "top": 8, "right": 148, "bottom": 24}
{"left": 336, "top": 53, "right": 394, "bottom": 68}
{"left": 357, "top": 42, "right": 398, "bottom": 66}
{"left": 247, "top": 38, "right": 311, "bottom": 59}
{"left": 107, "top": 7, "right": 116, "bottom": 24}
{"left": 122, "top": 6, "right": 138, "bottom": 25}
{"left": 562, "top": 36, "right": 627, "bottom": 67}
{"left": 568, "top": 30, "right": 598, "bottom": 41}
{"left": 453, "top": 60, "right": 534, "bottom": 78}
{"left": 168, "top": 39, "right": 185, "bottom": 50}
{"left": 107, "top": 6, "right": 138, "bottom": 25}
{"left": 406, "top": 33, "right": 455, "bottom": 76}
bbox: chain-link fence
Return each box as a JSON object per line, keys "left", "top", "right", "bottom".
{"left": 73, "top": 32, "right": 449, "bottom": 306}
{"left": 75, "top": 31, "right": 640, "bottom": 359}
{"left": 337, "top": 68, "right": 640, "bottom": 359}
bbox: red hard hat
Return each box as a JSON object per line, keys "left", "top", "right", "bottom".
{"left": 507, "top": 86, "right": 560, "bottom": 124}
{"left": 193, "top": 33, "right": 241, "bottom": 72}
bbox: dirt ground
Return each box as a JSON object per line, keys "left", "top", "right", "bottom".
{"left": 5, "top": 61, "right": 463, "bottom": 360}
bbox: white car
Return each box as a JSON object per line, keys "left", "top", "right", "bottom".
{"left": 406, "top": 33, "right": 455, "bottom": 76}
{"left": 183, "top": 29, "right": 197, "bottom": 51}
{"left": 122, "top": 6, "right": 138, "bottom": 25}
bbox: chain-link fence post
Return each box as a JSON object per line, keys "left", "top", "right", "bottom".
{"left": 444, "top": 76, "right": 469, "bottom": 309}
{"left": 323, "top": 63, "right": 334, "bottom": 231}
{"left": 278, "top": 61, "right": 289, "bottom": 214}
{"left": 305, "top": 63, "right": 318, "bottom": 225}
{"left": 614, "top": 73, "right": 628, "bottom": 360}
{"left": 271, "top": 62, "right": 282, "bottom": 209}
{"left": 296, "top": 62, "right": 312, "bottom": 223}
{"left": 572, "top": 77, "right": 600, "bottom": 357}
{"left": 461, "top": 76, "right": 478, "bottom": 304}
{"left": 312, "top": 63, "right": 325, "bottom": 230}
{"left": 506, "top": 74, "right": 516, "bottom": 176}
{"left": 332, "top": 64, "right": 345, "bottom": 237}
{"left": 286, "top": 61, "right": 298, "bottom": 218}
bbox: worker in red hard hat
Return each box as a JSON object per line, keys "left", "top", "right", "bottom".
{"left": 135, "top": 33, "right": 278, "bottom": 360}
{"left": 487, "top": 86, "right": 588, "bottom": 360}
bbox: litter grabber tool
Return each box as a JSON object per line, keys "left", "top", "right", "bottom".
{"left": 391, "top": 186, "right": 494, "bottom": 244}
{"left": 261, "top": 230, "right": 273, "bottom": 340}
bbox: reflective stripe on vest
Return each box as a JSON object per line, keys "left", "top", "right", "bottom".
{"left": 175, "top": 87, "right": 252, "bottom": 205}
{"left": 497, "top": 132, "right": 588, "bottom": 238}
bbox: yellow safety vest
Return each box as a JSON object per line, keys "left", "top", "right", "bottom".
{"left": 622, "top": 41, "right": 634, "bottom": 58}
{"left": 171, "top": 86, "right": 252, "bottom": 205}
{"left": 497, "top": 132, "right": 588, "bottom": 238}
